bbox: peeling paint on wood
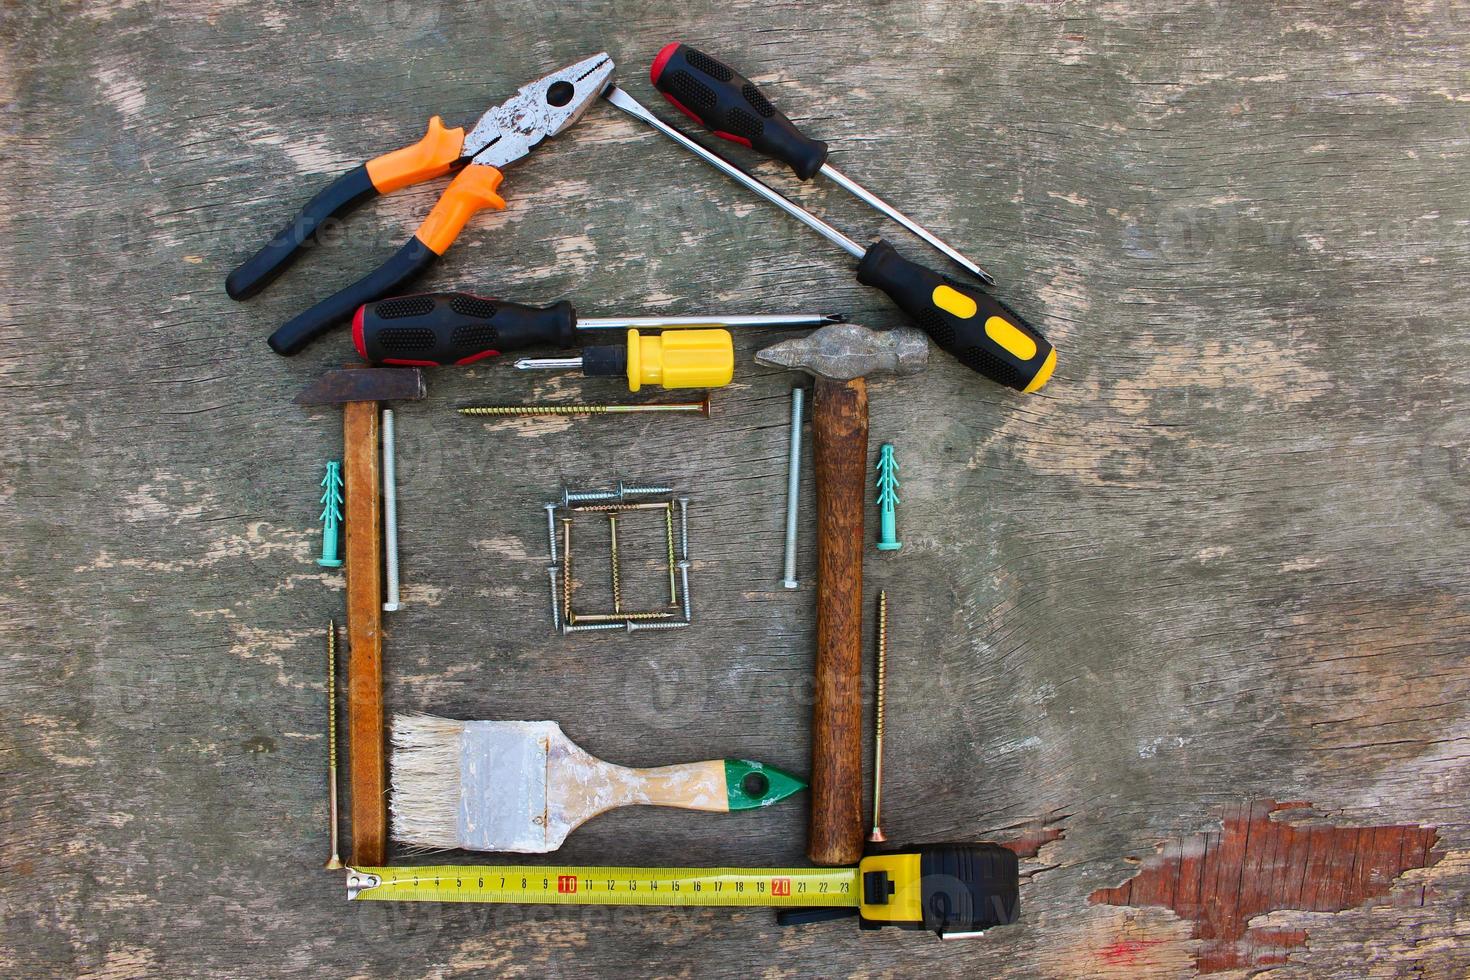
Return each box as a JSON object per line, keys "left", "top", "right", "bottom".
{"left": 1089, "top": 799, "right": 1443, "bottom": 973}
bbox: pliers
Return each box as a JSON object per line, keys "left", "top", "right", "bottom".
{"left": 226, "top": 53, "right": 615, "bottom": 356}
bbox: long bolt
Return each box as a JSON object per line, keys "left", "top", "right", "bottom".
{"left": 677, "top": 497, "right": 690, "bottom": 561}
{"left": 782, "top": 387, "right": 805, "bottom": 589}
{"left": 664, "top": 503, "right": 678, "bottom": 604}
{"left": 627, "top": 619, "right": 691, "bottom": 632}
{"left": 547, "top": 566, "right": 562, "bottom": 633}
{"left": 564, "top": 488, "right": 620, "bottom": 505}
{"left": 324, "top": 620, "right": 342, "bottom": 870}
{"left": 382, "top": 409, "right": 401, "bottom": 612}
{"left": 544, "top": 502, "right": 560, "bottom": 561}
{"left": 563, "top": 622, "right": 624, "bottom": 634}
{"left": 869, "top": 591, "right": 889, "bottom": 844}
{"left": 608, "top": 513, "right": 622, "bottom": 613}
{"left": 618, "top": 481, "right": 674, "bottom": 498}
{"left": 678, "top": 560, "right": 692, "bottom": 623}
{"left": 459, "top": 396, "right": 711, "bottom": 417}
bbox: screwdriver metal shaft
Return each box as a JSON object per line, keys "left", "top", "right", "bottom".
{"left": 820, "top": 164, "right": 994, "bottom": 285}
{"left": 578, "top": 313, "right": 841, "bottom": 330}
{"left": 605, "top": 86, "right": 868, "bottom": 260}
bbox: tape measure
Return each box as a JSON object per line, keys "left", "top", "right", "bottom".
{"left": 347, "top": 842, "right": 1019, "bottom": 938}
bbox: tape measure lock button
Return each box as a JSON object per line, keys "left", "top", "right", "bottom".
{"left": 862, "top": 870, "right": 894, "bottom": 905}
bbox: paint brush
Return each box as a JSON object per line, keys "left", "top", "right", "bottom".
{"left": 388, "top": 714, "right": 807, "bottom": 853}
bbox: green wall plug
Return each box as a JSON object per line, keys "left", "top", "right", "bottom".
{"left": 317, "top": 461, "right": 345, "bottom": 568}
{"left": 875, "top": 444, "right": 901, "bottom": 552}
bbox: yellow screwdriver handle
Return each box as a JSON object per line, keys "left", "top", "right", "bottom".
{"left": 626, "top": 328, "right": 734, "bottom": 391}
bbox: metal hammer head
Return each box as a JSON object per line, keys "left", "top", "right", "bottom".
{"left": 754, "top": 324, "right": 927, "bottom": 382}
{"left": 296, "top": 368, "right": 427, "bottom": 406}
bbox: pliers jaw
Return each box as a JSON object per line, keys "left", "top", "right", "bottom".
{"left": 463, "top": 53, "right": 615, "bottom": 169}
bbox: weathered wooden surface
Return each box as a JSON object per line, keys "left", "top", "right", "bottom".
{"left": 2, "top": 1, "right": 1468, "bottom": 976}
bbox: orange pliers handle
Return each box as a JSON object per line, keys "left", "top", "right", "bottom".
{"left": 227, "top": 117, "right": 507, "bottom": 355}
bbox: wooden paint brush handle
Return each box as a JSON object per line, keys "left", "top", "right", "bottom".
{"left": 617, "top": 760, "right": 729, "bottom": 811}
{"left": 808, "top": 375, "right": 867, "bottom": 865}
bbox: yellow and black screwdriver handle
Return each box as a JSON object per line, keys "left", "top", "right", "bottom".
{"left": 348, "top": 842, "right": 1019, "bottom": 938}
{"left": 226, "top": 119, "right": 507, "bottom": 356}
{"left": 857, "top": 240, "right": 1056, "bottom": 392}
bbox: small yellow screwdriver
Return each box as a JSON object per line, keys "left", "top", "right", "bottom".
{"left": 516, "top": 328, "right": 734, "bottom": 391}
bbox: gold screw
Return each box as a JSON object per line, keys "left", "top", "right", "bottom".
{"left": 459, "top": 396, "right": 711, "bottom": 417}
{"left": 664, "top": 503, "right": 677, "bottom": 604}
{"left": 324, "top": 619, "right": 343, "bottom": 869}
{"left": 869, "top": 592, "right": 888, "bottom": 844}
{"left": 609, "top": 513, "right": 622, "bottom": 614}
{"left": 562, "top": 518, "right": 573, "bottom": 626}
{"left": 570, "top": 502, "right": 673, "bottom": 512}
{"left": 568, "top": 610, "right": 677, "bottom": 623}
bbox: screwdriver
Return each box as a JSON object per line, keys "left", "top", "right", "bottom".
{"left": 353, "top": 292, "right": 840, "bottom": 366}
{"left": 516, "top": 328, "right": 734, "bottom": 391}
{"left": 650, "top": 43, "right": 994, "bottom": 286}
{"left": 603, "top": 86, "right": 1056, "bottom": 393}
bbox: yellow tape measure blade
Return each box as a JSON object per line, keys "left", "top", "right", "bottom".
{"left": 347, "top": 865, "right": 859, "bottom": 908}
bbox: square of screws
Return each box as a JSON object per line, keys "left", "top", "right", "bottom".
{"left": 545, "top": 490, "right": 694, "bottom": 635}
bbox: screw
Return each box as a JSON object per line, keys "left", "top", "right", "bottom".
{"left": 869, "top": 591, "right": 889, "bottom": 844}
{"left": 678, "top": 560, "right": 692, "bottom": 622}
{"left": 564, "top": 488, "right": 620, "bottom": 506}
{"left": 544, "top": 503, "right": 559, "bottom": 562}
{"left": 317, "top": 461, "right": 344, "bottom": 568}
{"left": 664, "top": 503, "right": 677, "bottom": 604}
{"left": 563, "top": 622, "right": 624, "bottom": 634}
{"left": 324, "top": 620, "right": 342, "bottom": 870}
{"left": 547, "top": 566, "right": 562, "bottom": 633}
{"left": 608, "top": 513, "right": 622, "bottom": 613}
{"left": 781, "top": 387, "right": 804, "bottom": 588}
{"left": 677, "top": 497, "right": 690, "bottom": 561}
{"left": 561, "top": 518, "right": 573, "bottom": 626}
{"left": 876, "top": 444, "right": 901, "bottom": 552}
{"left": 618, "top": 481, "right": 674, "bottom": 498}
{"left": 459, "top": 395, "right": 711, "bottom": 417}
{"left": 571, "top": 501, "right": 674, "bottom": 512}
{"left": 626, "top": 619, "right": 691, "bottom": 633}
{"left": 571, "top": 611, "right": 677, "bottom": 623}
{"left": 382, "top": 409, "right": 401, "bottom": 612}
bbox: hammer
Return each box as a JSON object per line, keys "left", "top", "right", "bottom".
{"left": 297, "top": 367, "right": 426, "bottom": 865}
{"left": 756, "top": 324, "right": 927, "bottom": 865}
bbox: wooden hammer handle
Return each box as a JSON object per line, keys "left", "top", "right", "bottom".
{"left": 343, "top": 401, "right": 387, "bottom": 865}
{"left": 808, "top": 376, "right": 867, "bottom": 865}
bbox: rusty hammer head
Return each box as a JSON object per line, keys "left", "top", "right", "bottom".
{"left": 296, "top": 367, "right": 427, "bottom": 406}
{"left": 754, "top": 324, "right": 927, "bottom": 382}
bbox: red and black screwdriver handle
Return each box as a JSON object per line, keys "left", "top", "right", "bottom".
{"left": 351, "top": 292, "right": 578, "bottom": 366}
{"left": 651, "top": 43, "right": 829, "bottom": 180}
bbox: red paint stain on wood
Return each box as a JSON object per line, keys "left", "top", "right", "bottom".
{"left": 1000, "top": 823, "right": 1064, "bottom": 858}
{"left": 1097, "top": 938, "right": 1164, "bottom": 966}
{"left": 1089, "top": 799, "right": 1440, "bottom": 973}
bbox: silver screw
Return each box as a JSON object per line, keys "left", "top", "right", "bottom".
{"left": 678, "top": 560, "right": 692, "bottom": 622}
{"left": 626, "top": 619, "right": 691, "bottom": 633}
{"left": 781, "top": 387, "right": 804, "bottom": 589}
{"left": 564, "top": 487, "right": 620, "bottom": 506}
{"left": 677, "top": 497, "right": 690, "bottom": 561}
{"left": 563, "top": 622, "right": 624, "bottom": 634}
{"left": 382, "top": 408, "right": 402, "bottom": 612}
{"left": 618, "top": 481, "right": 673, "bottom": 499}
{"left": 544, "top": 503, "right": 559, "bottom": 562}
{"left": 547, "top": 566, "right": 562, "bottom": 633}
